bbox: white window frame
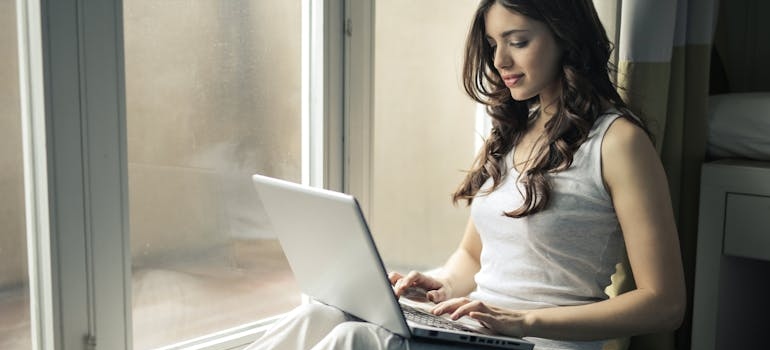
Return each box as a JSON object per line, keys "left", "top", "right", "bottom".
{"left": 306, "top": 0, "right": 346, "bottom": 192}
{"left": 17, "top": 0, "right": 55, "bottom": 348}
{"left": 19, "top": 0, "right": 131, "bottom": 348}
{"left": 17, "top": 0, "right": 354, "bottom": 349}
{"left": 343, "top": 0, "right": 374, "bottom": 215}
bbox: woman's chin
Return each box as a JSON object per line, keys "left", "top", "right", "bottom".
{"left": 509, "top": 89, "right": 536, "bottom": 102}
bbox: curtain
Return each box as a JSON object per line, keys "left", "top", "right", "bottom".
{"left": 593, "top": 0, "right": 719, "bottom": 349}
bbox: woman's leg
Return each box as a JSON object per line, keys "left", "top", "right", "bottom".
{"left": 245, "top": 302, "right": 474, "bottom": 350}
{"left": 244, "top": 303, "right": 347, "bottom": 350}
{"left": 406, "top": 339, "right": 479, "bottom": 350}
{"left": 311, "top": 323, "right": 483, "bottom": 350}
{"left": 311, "top": 321, "right": 406, "bottom": 350}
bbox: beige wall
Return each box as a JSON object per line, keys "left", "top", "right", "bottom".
{"left": 0, "top": 0, "right": 27, "bottom": 290}
{"left": 371, "top": 0, "right": 479, "bottom": 270}
{"left": 124, "top": 0, "right": 301, "bottom": 265}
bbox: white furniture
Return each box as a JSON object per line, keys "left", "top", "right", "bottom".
{"left": 692, "top": 159, "right": 770, "bottom": 349}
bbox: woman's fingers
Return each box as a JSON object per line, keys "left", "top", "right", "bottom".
{"left": 431, "top": 298, "right": 498, "bottom": 320}
{"left": 431, "top": 297, "right": 472, "bottom": 316}
{"left": 393, "top": 271, "right": 442, "bottom": 298}
{"left": 468, "top": 311, "right": 499, "bottom": 329}
{"left": 468, "top": 308, "right": 528, "bottom": 338}
{"left": 388, "top": 271, "right": 403, "bottom": 286}
{"left": 401, "top": 271, "right": 426, "bottom": 288}
{"left": 433, "top": 298, "right": 528, "bottom": 338}
{"left": 401, "top": 286, "right": 430, "bottom": 302}
{"left": 426, "top": 288, "right": 448, "bottom": 303}
{"left": 450, "top": 299, "right": 494, "bottom": 320}
{"left": 392, "top": 272, "right": 414, "bottom": 296}
{"left": 390, "top": 270, "right": 453, "bottom": 302}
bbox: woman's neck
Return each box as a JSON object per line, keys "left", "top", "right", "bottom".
{"left": 532, "top": 95, "right": 558, "bottom": 131}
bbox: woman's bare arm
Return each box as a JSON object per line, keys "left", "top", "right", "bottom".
{"left": 392, "top": 217, "right": 482, "bottom": 302}
{"left": 434, "top": 118, "right": 686, "bottom": 340}
{"left": 430, "top": 217, "right": 483, "bottom": 299}
{"left": 523, "top": 117, "right": 686, "bottom": 339}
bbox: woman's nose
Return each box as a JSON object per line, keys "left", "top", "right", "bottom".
{"left": 494, "top": 49, "right": 512, "bottom": 70}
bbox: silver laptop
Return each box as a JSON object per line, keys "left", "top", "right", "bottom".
{"left": 251, "top": 174, "right": 534, "bottom": 349}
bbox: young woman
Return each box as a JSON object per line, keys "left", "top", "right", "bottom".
{"left": 248, "top": 1, "right": 685, "bottom": 349}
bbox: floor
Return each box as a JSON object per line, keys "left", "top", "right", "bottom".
{"left": 0, "top": 239, "right": 301, "bottom": 350}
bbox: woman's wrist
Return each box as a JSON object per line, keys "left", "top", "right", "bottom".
{"left": 423, "top": 268, "right": 454, "bottom": 298}
{"left": 522, "top": 309, "right": 539, "bottom": 338}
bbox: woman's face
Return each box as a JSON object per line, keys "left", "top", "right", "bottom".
{"left": 484, "top": 3, "right": 562, "bottom": 103}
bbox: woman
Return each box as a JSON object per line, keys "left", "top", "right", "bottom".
{"left": 249, "top": 0, "right": 685, "bottom": 349}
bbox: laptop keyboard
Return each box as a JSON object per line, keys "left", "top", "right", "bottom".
{"left": 401, "top": 304, "right": 480, "bottom": 333}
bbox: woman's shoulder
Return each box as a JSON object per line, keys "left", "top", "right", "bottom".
{"left": 600, "top": 114, "right": 659, "bottom": 189}
{"left": 602, "top": 114, "right": 650, "bottom": 153}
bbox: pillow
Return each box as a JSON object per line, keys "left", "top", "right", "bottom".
{"left": 708, "top": 93, "right": 770, "bottom": 160}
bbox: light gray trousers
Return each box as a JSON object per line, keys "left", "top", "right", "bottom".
{"left": 244, "top": 303, "right": 473, "bottom": 350}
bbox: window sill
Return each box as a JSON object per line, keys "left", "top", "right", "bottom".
{"left": 155, "top": 314, "right": 285, "bottom": 350}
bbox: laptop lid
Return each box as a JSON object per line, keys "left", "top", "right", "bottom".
{"left": 252, "top": 174, "right": 534, "bottom": 349}
{"left": 251, "top": 174, "right": 411, "bottom": 337}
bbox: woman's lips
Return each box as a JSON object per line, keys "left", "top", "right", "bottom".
{"left": 502, "top": 74, "right": 523, "bottom": 87}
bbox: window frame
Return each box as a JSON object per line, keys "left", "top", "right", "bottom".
{"left": 19, "top": 0, "right": 132, "bottom": 348}
{"left": 18, "top": 0, "right": 366, "bottom": 348}
{"left": 343, "top": 0, "right": 374, "bottom": 215}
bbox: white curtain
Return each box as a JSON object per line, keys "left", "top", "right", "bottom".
{"left": 594, "top": 1, "right": 719, "bottom": 349}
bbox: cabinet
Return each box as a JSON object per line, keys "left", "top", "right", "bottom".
{"left": 692, "top": 160, "right": 770, "bottom": 349}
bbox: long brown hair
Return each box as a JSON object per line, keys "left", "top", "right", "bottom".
{"left": 453, "top": 0, "right": 650, "bottom": 217}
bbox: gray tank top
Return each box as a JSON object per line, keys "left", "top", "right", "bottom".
{"left": 469, "top": 111, "right": 626, "bottom": 350}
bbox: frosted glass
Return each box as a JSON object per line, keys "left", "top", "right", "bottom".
{"left": 124, "top": 1, "right": 302, "bottom": 348}
{"left": 0, "top": 0, "right": 31, "bottom": 349}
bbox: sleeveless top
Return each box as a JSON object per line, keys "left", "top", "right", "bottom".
{"left": 468, "top": 111, "right": 627, "bottom": 350}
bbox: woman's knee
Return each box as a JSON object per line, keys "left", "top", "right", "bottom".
{"left": 293, "top": 302, "right": 347, "bottom": 325}
{"left": 320, "top": 322, "right": 403, "bottom": 350}
{"left": 325, "top": 322, "right": 376, "bottom": 345}
{"left": 329, "top": 322, "right": 371, "bottom": 336}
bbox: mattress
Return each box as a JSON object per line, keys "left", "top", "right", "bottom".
{"left": 708, "top": 92, "right": 770, "bottom": 160}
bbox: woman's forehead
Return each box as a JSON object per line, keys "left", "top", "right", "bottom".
{"left": 484, "top": 3, "right": 539, "bottom": 39}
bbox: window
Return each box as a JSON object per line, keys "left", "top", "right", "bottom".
{"left": 123, "top": 1, "right": 303, "bottom": 348}
{"left": 12, "top": 0, "right": 341, "bottom": 346}
{"left": 0, "top": 0, "right": 31, "bottom": 348}
{"left": 17, "top": 0, "right": 474, "bottom": 348}
{"left": 369, "top": 1, "right": 479, "bottom": 271}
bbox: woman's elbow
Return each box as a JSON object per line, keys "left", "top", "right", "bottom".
{"left": 660, "top": 292, "right": 687, "bottom": 331}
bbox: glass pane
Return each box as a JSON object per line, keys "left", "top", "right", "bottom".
{"left": 123, "top": 1, "right": 302, "bottom": 348}
{"left": 372, "top": 1, "right": 479, "bottom": 271}
{"left": 0, "top": 0, "right": 32, "bottom": 349}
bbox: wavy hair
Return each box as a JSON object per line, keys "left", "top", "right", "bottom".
{"left": 452, "top": 0, "right": 650, "bottom": 217}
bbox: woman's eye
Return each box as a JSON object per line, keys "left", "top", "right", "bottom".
{"left": 509, "top": 40, "right": 529, "bottom": 48}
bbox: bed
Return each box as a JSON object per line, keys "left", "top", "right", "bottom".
{"left": 707, "top": 92, "right": 770, "bottom": 161}
{"left": 692, "top": 92, "right": 770, "bottom": 349}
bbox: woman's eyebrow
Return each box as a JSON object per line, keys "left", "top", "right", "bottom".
{"left": 501, "top": 28, "right": 530, "bottom": 38}
{"left": 487, "top": 28, "right": 530, "bottom": 41}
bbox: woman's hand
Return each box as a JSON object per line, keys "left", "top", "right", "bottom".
{"left": 431, "top": 297, "right": 530, "bottom": 338}
{"left": 388, "top": 271, "right": 452, "bottom": 303}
